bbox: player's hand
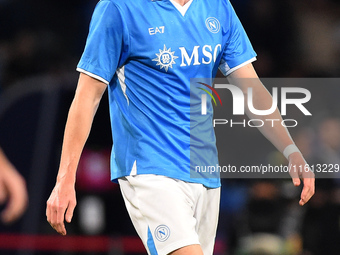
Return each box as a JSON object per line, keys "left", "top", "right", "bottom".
{"left": 288, "top": 152, "right": 315, "bottom": 206}
{"left": 0, "top": 164, "right": 28, "bottom": 224}
{"left": 46, "top": 178, "right": 76, "bottom": 235}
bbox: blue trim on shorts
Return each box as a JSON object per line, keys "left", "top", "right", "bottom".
{"left": 147, "top": 227, "right": 158, "bottom": 255}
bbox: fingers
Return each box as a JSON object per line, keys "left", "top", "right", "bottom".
{"left": 1, "top": 188, "right": 28, "bottom": 224}
{"left": 299, "top": 177, "right": 315, "bottom": 206}
{"left": 46, "top": 185, "right": 77, "bottom": 236}
{"left": 289, "top": 164, "right": 301, "bottom": 186}
{"left": 46, "top": 195, "right": 67, "bottom": 235}
{"left": 65, "top": 201, "right": 76, "bottom": 223}
{"left": 56, "top": 197, "right": 67, "bottom": 235}
{"left": 45, "top": 201, "right": 51, "bottom": 228}
{"left": 292, "top": 177, "right": 301, "bottom": 187}
{"left": 1, "top": 171, "right": 28, "bottom": 224}
{"left": 0, "top": 180, "right": 7, "bottom": 204}
{"left": 287, "top": 153, "right": 315, "bottom": 205}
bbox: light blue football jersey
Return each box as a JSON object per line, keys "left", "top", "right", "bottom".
{"left": 77, "top": 0, "right": 256, "bottom": 188}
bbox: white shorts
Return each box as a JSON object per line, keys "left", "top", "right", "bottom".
{"left": 118, "top": 174, "right": 220, "bottom": 255}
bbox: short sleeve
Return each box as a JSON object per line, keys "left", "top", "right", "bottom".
{"left": 219, "top": 1, "right": 257, "bottom": 76}
{"left": 77, "top": 0, "right": 128, "bottom": 84}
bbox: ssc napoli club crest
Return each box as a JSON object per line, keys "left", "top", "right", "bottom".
{"left": 154, "top": 225, "right": 170, "bottom": 242}
{"left": 205, "top": 17, "right": 220, "bottom": 33}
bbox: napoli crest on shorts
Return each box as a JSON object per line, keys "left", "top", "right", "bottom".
{"left": 152, "top": 45, "right": 178, "bottom": 72}
{"left": 205, "top": 17, "right": 220, "bottom": 33}
{"left": 154, "top": 225, "right": 170, "bottom": 242}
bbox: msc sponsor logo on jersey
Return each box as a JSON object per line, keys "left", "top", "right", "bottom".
{"left": 152, "top": 45, "right": 178, "bottom": 72}
{"left": 205, "top": 17, "right": 220, "bottom": 33}
{"left": 152, "top": 44, "right": 222, "bottom": 71}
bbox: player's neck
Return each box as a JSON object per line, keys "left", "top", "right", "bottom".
{"left": 172, "top": 0, "right": 191, "bottom": 6}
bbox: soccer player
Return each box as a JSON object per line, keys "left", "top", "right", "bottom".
{"left": 46, "top": 0, "right": 315, "bottom": 254}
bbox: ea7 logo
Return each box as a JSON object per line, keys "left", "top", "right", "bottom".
{"left": 149, "top": 26, "right": 165, "bottom": 35}
{"left": 200, "top": 84, "right": 312, "bottom": 116}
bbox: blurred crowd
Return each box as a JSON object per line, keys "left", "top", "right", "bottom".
{"left": 0, "top": 0, "right": 339, "bottom": 255}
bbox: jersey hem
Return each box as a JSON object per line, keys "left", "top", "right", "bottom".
{"left": 220, "top": 57, "right": 257, "bottom": 76}
{"left": 76, "top": 68, "right": 110, "bottom": 85}
{"left": 113, "top": 172, "right": 221, "bottom": 189}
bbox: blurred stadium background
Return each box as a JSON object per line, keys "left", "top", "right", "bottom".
{"left": 0, "top": 0, "right": 339, "bottom": 254}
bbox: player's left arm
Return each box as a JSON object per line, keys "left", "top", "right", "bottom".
{"left": 227, "top": 63, "right": 315, "bottom": 206}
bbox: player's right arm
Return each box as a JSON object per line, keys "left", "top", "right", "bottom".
{"left": 46, "top": 73, "right": 107, "bottom": 235}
